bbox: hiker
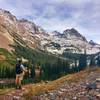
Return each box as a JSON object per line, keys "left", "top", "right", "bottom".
{"left": 34, "top": 65, "right": 43, "bottom": 82}
{"left": 15, "top": 59, "right": 28, "bottom": 89}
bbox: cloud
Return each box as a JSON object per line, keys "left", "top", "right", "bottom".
{"left": 0, "top": 0, "right": 100, "bottom": 43}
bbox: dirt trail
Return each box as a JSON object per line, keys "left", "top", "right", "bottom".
{"left": 0, "top": 84, "right": 32, "bottom": 100}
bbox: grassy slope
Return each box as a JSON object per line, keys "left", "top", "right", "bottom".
{"left": 0, "top": 48, "right": 13, "bottom": 59}
{"left": 0, "top": 48, "right": 15, "bottom": 67}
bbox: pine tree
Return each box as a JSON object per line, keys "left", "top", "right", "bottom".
{"left": 97, "top": 55, "right": 100, "bottom": 67}
{"left": 79, "top": 49, "right": 87, "bottom": 70}
{"left": 89, "top": 56, "right": 95, "bottom": 66}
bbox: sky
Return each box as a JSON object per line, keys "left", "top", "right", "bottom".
{"left": 0, "top": 0, "right": 100, "bottom": 43}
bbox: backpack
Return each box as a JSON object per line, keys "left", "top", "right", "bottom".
{"left": 16, "top": 63, "right": 23, "bottom": 74}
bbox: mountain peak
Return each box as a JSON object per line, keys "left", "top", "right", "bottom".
{"left": 89, "top": 40, "right": 99, "bottom": 46}
{"left": 0, "top": 8, "right": 11, "bottom": 14}
{"left": 64, "top": 28, "right": 80, "bottom": 36}
{"left": 63, "top": 28, "right": 87, "bottom": 41}
{"left": 0, "top": 8, "right": 17, "bottom": 22}
{"left": 52, "top": 31, "right": 61, "bottom": 35}
{"left": 70, "top": 28, "right": 79, "bottom": 33}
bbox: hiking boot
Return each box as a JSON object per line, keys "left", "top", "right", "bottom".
{"left": 18, "top": 86, "right": 22, "bottom": 90}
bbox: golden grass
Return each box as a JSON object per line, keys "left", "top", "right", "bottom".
{"left": 24, "top": 67, "right": 100, "bottom": 98}
{"left": 0, "top": 88, "right": 14, "bottom": 95}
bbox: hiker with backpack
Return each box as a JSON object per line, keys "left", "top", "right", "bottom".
{"left": 15, "top": 59, "right": 28, "bottom": 89}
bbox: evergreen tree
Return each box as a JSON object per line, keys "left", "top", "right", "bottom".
{"left": 79, "top": 49, "right": 87, "bottom": 70}
{"left": 89, "top": 56, "right": 95, "bottom": 66}
{"left": 97, "top": 55, "right": 100, "bottom": 67}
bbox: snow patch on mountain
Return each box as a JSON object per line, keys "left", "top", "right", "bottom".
{"left": 40, "top": 28, "right": 100, "bottom": 54}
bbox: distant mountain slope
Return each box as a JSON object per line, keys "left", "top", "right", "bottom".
{"left": 0, "top": 8, "right": 100, "bottom": 55}
{"left": 41, "top": 28, "right": 100, "bottom": 54}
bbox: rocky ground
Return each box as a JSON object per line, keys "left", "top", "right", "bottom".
{"left": 0, "top": 68, "right": 100, "bottom": 100}
{"left": 39, "top": 72, "right": 100, "bottom": 100}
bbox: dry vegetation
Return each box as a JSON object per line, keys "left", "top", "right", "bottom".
{"left": 0, "top": 55, "right": 6, "bottom": 61}
{"left": 0, "top": 88, "right": 14, "bottom": 95}
{"left": 24, "top": 67, "right": 100, "bottom": 98}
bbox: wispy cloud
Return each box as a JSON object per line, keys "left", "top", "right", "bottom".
{"left": 0, "top": 0, "right": 100, "bottom": 43}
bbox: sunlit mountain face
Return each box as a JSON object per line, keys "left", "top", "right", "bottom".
{"left": 0, "top": 9, "right": 100, "bottom": 55}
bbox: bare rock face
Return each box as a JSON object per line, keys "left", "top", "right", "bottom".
{"left": 63, "top": 28, "right": 87, "bottom": 41}
{"left": 0, "top": 33, "right": 13, "bottom": 51}
{"left": 0, "top": 9, "right": 47, "bottom": 50}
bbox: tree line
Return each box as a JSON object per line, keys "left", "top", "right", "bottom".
{"left": 0, "top": 43, "right": 100, "bottom": 82}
